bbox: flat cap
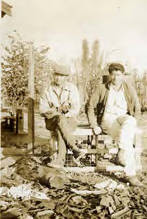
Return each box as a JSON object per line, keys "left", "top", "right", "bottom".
{"left": 53, "top": 64, "right": 69, "bottom": 76}
{"left": 108, "top": 63, "right": 125, "bottom": 74}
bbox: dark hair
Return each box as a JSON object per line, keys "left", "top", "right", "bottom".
{"left": 108, "top": 63, "right": 125, "bottom": 74}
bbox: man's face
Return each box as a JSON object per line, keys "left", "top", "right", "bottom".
{"left": 110, "top": 70, "right": 124, "bottom": 86}
{"left": 54, "top": 74, "right": 66, "bottom": 86}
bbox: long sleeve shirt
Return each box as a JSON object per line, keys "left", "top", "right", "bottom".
{"left": 101, "top": 85, "right": 128, "bottom": 131}
{"left": 40, "top": 82, "right": 80, "bottom": 118}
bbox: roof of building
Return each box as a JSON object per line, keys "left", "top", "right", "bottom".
{"left": 1, "top": 1, "right": 12, "bottom": 17}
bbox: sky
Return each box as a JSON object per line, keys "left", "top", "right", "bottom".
{"left": 1, "top": 0, "right": 147, "bottom": 74}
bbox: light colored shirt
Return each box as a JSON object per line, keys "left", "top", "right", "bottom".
{"left": 40, "top": 82, "right": 80, "bottom": 117}
{"left": 102, "top": 85, "right": 128, "bottom": 130}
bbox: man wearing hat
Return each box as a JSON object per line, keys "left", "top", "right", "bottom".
{"left": 40, "top": 64, "right": 83, "bottom": 167}
{"left": 88, "top": 63, "right": 143, "bottom": 186}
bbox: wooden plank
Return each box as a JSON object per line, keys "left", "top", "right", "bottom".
{"left": 67, "top": 148, "right": 97, "bottom": 154}
{"left": 64, "top": 166, "right": 95, "bottom": 172}
{"left": 72, "top": 128, "right": 93, "bottom": 136}
{"left": 95, "top": 135, "right": 99, "bottom": 164}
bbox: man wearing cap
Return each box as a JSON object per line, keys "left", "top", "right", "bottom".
{"left": 40, "top": 64, "right": 83, "bottom": 167}
{"left": 88, "top": 63, "right": 143, "bottom": 186}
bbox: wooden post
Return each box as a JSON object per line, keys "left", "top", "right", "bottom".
{"left": 16, "top": 108, "right": 24, "bottom": 134}
{"left": 95, "top": 135, "right": 98, "bottom": 164}
{"left": 28, "top": 43, "right": 35, "bottom": 153}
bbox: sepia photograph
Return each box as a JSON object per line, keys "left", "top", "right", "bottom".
{"left": 1, "top": 0, "right": 147, "bottom": 218}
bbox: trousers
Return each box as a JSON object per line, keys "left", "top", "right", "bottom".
{"left": 102, "top": 114, "right": 142, "bottom": 176}
{"left": 45, "top": 115, "right": 79, "bottom": 165}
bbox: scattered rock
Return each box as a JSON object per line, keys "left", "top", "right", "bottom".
{"left": 38, "top": 165, "right": 70, "bottom": 189}
{"left": 111, "top": 206, "right": 130, "bottom": 218}
{"left": 71, "top": 188, "right": 107, "bottom": 196}
{"left": 1, "top": 207, "right": 21, "bottom": 218}
{"left": 49, "top": 175, "right": 68, "bottom": 189}
{"left": 35, "top": 210, "right": 54, "bottom": 218}
{"left": 0, "top": 200, "right": 10, "bottom": 211}
{"left": 1, "top": 157, "right": 16, "bottom": 169}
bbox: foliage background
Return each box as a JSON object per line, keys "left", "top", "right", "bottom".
{"left": 1, "top": 32, "right": 147, "bottom": 114}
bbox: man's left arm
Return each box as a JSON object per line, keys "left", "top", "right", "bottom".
{"left": 130, "top": 85, "right": 141, "bottom": 118}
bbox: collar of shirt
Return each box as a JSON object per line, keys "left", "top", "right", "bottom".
{"left": 111, "top": 83, "right": 123, "bottom": 92}
{"left": 52, "top": 84, "right": 70, "bottom": 94}
{"left": 105, "top": 84, "right": 127, "bottom": 113}
{"left": 49, "top": 83, "right": 71, "bottom": 107}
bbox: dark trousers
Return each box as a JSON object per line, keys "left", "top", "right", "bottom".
{"left": 45, "top": 115, "right": 79, "bottom": 165}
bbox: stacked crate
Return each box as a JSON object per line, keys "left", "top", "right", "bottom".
{"left": 65, "top": 128, "right": 114, "bottom": 167}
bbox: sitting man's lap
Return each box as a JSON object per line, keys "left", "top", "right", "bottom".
{"left": 102, "top": 114, "right": 142, "bottom": 176}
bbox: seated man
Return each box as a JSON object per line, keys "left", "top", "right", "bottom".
{"left": 40, "top": 64, "right": 83, "bottom": 167}
{"left": 88, "top": 63, "right": 143, "bottom": 186}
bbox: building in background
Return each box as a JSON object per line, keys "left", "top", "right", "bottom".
{"left": 1, "top": 1, "right": 12, "bottom": 17}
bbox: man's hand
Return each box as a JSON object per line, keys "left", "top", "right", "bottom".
{"left": 41, "top": 109, "right": 60, "bottom": 119}
{"left": 93, "top": 126, "right": 102, "bottom": 135}
{"left": 59, "top": 104, "right": 70, "bottom": 114}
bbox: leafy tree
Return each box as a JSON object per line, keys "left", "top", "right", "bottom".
{"left": 135, "top": 71, "right": 147, "bottom": 112}
{"left": 82, "top": 39, "right": 89, "bottom": 68}
{"left": 90, "top": 40, "right": 99, "bottom": 75}
{"left": 1, "top": 31, "right": 52, "bottom": 113}
{"left": 81, "top": 39, "right": 90, "bottom": 102}
{"left": 2, "top": 32, "right": 28, "bottom": 112}
{"left": 80, "top": 39, "right": 104, "bottom": 102}
{"left": 73, "top": 39, "right": 104, "bottom": 116}
{"left": 86, "top": 40, "right": 102, "bottom": 97}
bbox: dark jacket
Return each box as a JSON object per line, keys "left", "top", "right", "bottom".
{"left": 87, "top": 81, "right": 141, "bottom": 128}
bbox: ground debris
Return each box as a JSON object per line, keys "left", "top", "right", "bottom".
{"left": 111, "top": 206, "right": 130, "bottom": 218}
{"left": 71, "top": 188, "right": 107, "bottom": 196}
{"left": 15, "top": 156, "right": 40, "bottom": 180}
{"left": 35, "top": 209, "right": 54, "bottom": 218}
{"left": 0, "top": 207, "right": 22, "bottom": 218}
{"left": 0, "top": 153, "right": 146, "bottom": 218}
{"left": 0, "top": 200, "right": 10, "bottom": 211}
{"left": 38, "top": 165, "right": 70, "bottom": 189}
{"left": 1, "top": 157, "right": 16, "bottom": 169}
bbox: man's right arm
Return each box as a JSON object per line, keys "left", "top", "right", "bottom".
{"left": 40, "top": 91, "right": 50, "bottom": 116}
{"left": 40, "top": 91, "right": 60, "bottom": 119}
{"left": 87, "top": 86, "right": 102, "bottom": 134}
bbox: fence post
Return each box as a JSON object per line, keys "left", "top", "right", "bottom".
{"left": 28, "top": 42, "right": 35, "bottom": 154}
{"left": 16, "top": 108, "right": 24, "bottom": 134}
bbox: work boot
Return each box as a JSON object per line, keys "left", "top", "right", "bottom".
{"left": 72, "top": 149, "right": 87, "bottom": 166}
{"left": 48, "top": 158, "right": 65, "bottom": 168}
{"left": 126, "top": 176, "right": 144, "bottom": 187}
{"left": 73, "top": 149, "right": 86, "bottom": 159}
{"left": 115, "top": 149, "right": 126, "bottom": 166}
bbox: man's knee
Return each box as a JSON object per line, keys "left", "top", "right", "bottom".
{"left": 117, "top": 148, "right": 137, "bottom": 174}
{"left": 117, "top": 149, "right": 126, "bottom": 166}
{"left": 120, "top": 115, "right": 137, "bottom": 127}
{"left": 127, "top": 116, "right": 137, "bottom": 126}
{"left": 45, "top": 116, "right": 59, "bottom": 131}
{"left": 59, "top": 116, "right": 77, "bottom": 131}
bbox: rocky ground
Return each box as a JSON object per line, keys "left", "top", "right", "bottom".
{"left": 0, "top": 113, "right": 147, "bottom": 218}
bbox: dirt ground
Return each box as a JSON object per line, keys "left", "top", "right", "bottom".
{"left": 0, "top": 112, "right": 147, "bottom": 218}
